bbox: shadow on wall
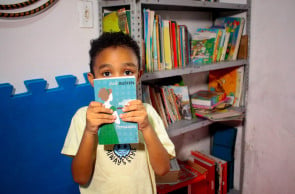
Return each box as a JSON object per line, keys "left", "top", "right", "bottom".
{"left": 0, "top": 73, "right": 93, "bottom": 194}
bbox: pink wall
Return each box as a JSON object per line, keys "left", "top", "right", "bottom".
{"left": 244, "top": 0, "right": 295, "bottom": 193}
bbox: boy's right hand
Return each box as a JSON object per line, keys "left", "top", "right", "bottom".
{"left": 85, "top": 101, "right": 116, "bottom": 134}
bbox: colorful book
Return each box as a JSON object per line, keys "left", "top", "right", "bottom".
{"left": 190, "top": 30, "right": 216, "bottom": 64}
{"left": 93, "top": 76, "right": 138, "bottom": 145}
{"left": 168, "top": 86, "right": 192, "bottom": 120}
{"left": 191, "top": 90, "right": 226, "bottom": 107}
{"left": 214, "top": 17, "right": 245, "bottom": 60}
{"left": 197, "top": 28, "right": 223, "bottom": 63}
{"left": 103, "top": 8, "right": 130, "bottom": 34}
{"left": 208, "top": 67, "right": 239, "bottom": 106}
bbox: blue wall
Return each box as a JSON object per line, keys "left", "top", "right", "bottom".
{"left": 0, "top": 74, "right": 93, "bottom": 194}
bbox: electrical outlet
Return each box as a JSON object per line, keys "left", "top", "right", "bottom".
{"left": 78, "top": 1, "right": 93, "bottom": 28}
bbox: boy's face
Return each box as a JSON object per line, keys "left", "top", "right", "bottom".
{"left": 88, "top": 46, "right": 142, "bottom": 86}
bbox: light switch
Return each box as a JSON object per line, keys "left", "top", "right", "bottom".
{"left": 78, "top": 0, "right": 93, "bottom": 28}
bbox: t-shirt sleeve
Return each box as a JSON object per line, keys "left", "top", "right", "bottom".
{"left": 144, "top": 103, "right": 176, "bottom": 158}
{"left": 61, "top": 107, "right": 87, "bottom": 156}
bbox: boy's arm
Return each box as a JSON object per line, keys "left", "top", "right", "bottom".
{"left": 141, "top": 124, "right": 170, "bottom": 176}
{"left": 71, "top": 101, "right": 115, "bottom": 185}
{"left": 120, "top": 100, "right": 170, "bottom": 176}
{"left": 71, "top": 130, "right": 98, "bottom": 185}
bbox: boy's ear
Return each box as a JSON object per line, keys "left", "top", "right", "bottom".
{"left": 87, "top": 72, "right": 95, "bottom": 87}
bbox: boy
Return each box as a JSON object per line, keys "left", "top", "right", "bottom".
{"left": 61, "top": 32, "right": 175, "bottom": 194}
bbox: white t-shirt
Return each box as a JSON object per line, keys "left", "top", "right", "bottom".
{"left": 61, "top": 103, "right": 175, "bottom": 194}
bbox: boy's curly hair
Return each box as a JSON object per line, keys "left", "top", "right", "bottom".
{"left": 89, "top": 32, "right": 141, "bottom": 75}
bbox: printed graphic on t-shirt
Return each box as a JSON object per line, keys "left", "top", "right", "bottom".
{"left": 106, "top": 144, "right": 136, "bottom": 165}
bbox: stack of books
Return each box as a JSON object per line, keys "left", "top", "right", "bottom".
{"left": 191, "top": 90, "right": 244, "bottom": 121}
{"left": 191, "top": 90, "right": 228, "bottom": 110}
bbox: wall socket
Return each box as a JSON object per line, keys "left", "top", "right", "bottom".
{"left": 78, "top": 0, "right": 93, "bottom": 28}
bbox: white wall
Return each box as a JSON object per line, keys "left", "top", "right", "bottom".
{"left": 244, "top": 0, "right": 295, "bottom": 193}
{"left": 0, "top": 0, "right": 98, "bottom": 93}
{"left": 1, "top": 0, "right": 295, "bottom": 194}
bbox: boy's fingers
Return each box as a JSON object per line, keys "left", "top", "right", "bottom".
{"left": 88, "top": 101, "right": 113, "bottom": 114}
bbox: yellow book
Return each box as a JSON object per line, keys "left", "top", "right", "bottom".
{"left": 103, "top": 11, "right": 120, "bottom": 32}
{"left": 163, "top": 20, "right": 173, "bottom": 70}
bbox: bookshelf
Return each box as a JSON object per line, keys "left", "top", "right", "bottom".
{"left": 98, "top": 0, "right": 251, "bottom": 193}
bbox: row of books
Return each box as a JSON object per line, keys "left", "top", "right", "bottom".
{"left": 102, "top": 8, "right": 246, "bottom": 72}
{"left": 142, "top": 85, "right": 193, "bottom": 128}
{"left": 143, "top": 66, "right": 245, "bottom": 125}
{"left": 191, "top": 17, "right": 245, "bottom": 65}
{"left": 143, "top": 9, "right": 190, "bottom": 72}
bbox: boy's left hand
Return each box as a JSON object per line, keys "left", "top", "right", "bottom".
{"left": 120, "top": 100, "right": 150, "bottom": 131}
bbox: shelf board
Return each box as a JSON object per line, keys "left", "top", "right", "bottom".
{"left": 141, "top": 0, "right": 249, "bottom": 12}
{"left": 228, "top": 189, "right": 241, "bottom": 194}
{"left": 99, "top": 0, "right": 249, "bottom": 12}
{"left": 167, "top": 118, "right": 213, "bottom": 137}
{"left": 141, "top": 59, "right": 248, "bottom": 82}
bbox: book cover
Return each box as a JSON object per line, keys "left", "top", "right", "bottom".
{"left": 191, "top": 150, "right": 216, "bottom": 194}
{"left": 194, "top": 108, "right": 243, "bottom": 121}
{"left": 191, "top": 90, "right": 226, "bottom": 107}
{"left": 215, "top": 17, "right": 245, "bottom": 60}
{"left": 198, "top": 28, "right": 223, "bottom": 62}
{"left": 148, "top": 86, "right": 169, "bottom": 128}
{"left": 205, "top": 153, "right": 228, "bottom": 194}
{"left": 208, "top": 67, "right": 238, "bottom": 106}
{"left": 171, "top": 21, "right": 179, "bottom": 68}
{"left": 237, "top": 35, "right": 248, "bottom": 59}
{"left": 103, "top": 8, "right": 130, "bottom": 34}
{"left": 169, "top": 86, "right": 192, "bottom": 120}
{"left": 190, "top": 30, "right": 216, "bottom": 64}
{"left": 93, "top": 76, "right": 138, "bottom": 145}
{"left": 163, "top": 19, "right": 173, "bottom": 70}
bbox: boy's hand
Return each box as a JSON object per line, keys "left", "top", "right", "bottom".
{"left": 120, "top": 100, "right": 150, "bottom": 131}
{"left": 85, "top": 101, "right": 116, "bottom": 134}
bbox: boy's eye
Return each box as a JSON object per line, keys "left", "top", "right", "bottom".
{"left": 124, "top": 70, "right": 133, "bottom": 76}
{"left": 103, "top": 71, "right": 111, "bottom": 77}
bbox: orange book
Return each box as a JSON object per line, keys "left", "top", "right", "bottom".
{"left": 208, "top": 67, "right": 238, "bottom": 106}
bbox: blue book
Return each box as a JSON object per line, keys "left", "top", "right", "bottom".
{"left": 93, "top": 76, "right": 138, "bottom": 145}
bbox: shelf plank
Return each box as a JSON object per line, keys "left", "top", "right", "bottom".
{"left": 99, "top": 0, "right": 249, "bottom": 11}
{"left": 141, "top": 60, "right": 248, "bottom": 82}
{"left": 167, "top": 118, "right": 213, "bottom": 137}
{"left": 141, "top": 0, "right": 249, "bottom": 11}
{"left": 228, "top": 189, "right": 241, "bottom": 194}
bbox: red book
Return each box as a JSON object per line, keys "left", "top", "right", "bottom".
{"left": 157, "top": 161, "right": 206, "bottom": 194}
{"left": 206, "top": 154, "right": 228, "bottom": 194}
{"left": 171, "top": 21, "right": 178, "bottom": 68}
{"left": 191, "top": 150, "right": 216, "bottom": 194}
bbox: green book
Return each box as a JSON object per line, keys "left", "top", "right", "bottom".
{"left": 94, "top": 76, "right": 138, "bottom": 145}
